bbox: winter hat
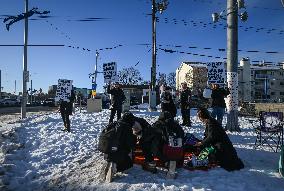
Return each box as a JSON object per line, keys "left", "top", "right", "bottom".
{"left": 132, "top": 121, "right": 142, "bottom": 135}
{"left": 197, "top": 107, "right": 211, "bottom": 120}
{"left": 121, "top": 112, "right": 136, "bottom": 126}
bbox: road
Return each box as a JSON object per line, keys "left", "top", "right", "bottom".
{"left": 0, "top": 106, "right": 57, "bottom": 115}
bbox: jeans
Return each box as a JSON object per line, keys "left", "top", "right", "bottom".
{"left": 211, "top": 107, "right": 225, "bottom": 124}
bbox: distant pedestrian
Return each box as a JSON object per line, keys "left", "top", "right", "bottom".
{"left": 160, "top": 86, "right": 177, "bottom": 118}
{"left": 211, "top": 84, "right": 230, "bottom": 125}
{"left": 107, "top": 82, "right": 126, "bottom": 123}
{"left": 59, "top": 89, "right": 75, "bottom": 132}
{"left": 179, "top": 82, "right": 192, "bottom": 126}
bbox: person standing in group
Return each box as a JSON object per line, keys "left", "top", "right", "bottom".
{"left": 160, "top": 86, "right": 177, "bottom": 119}
{"left": 179, "top": 82, "right": 192, "bottom": 126}
{"left": 107, "top": 81, "right": 126, "bottom": 123}
{"left": 211, "top": 83, "right": 230, "bottom": 125}
{"left": 60, "top": 89, "right": 75, "bottom": 132}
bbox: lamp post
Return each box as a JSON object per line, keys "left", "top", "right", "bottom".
{"left": 149, "top": 0, "right": 168, "bottom": 111}
{"left": 21, "top": 0, "right": 29, "bottom": 119}
{"left": 0, "top": 70, "right": 2, "bottom": 99}
{"left": 212, "top": 0, "right": 247, "bottom": 132}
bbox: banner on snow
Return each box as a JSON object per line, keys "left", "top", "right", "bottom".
{"left": 103, "top": 62, "right": 118, "bottom": 83}
{"left": 207, "top": 62, "right": 226, "bottom": 84}
{"left": 55, "top": 79, "right": 73, "bottom": 102}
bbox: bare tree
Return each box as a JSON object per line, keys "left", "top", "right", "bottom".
{"left": 118, "top": 67, "right": 143, "bottom": 85}
{"left": 167, "top": 72, "right": 176, "bottom": 90}
{"left": 157, "top": 73, "right": 167, "bottom": 86}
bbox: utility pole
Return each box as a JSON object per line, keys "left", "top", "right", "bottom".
{"left": 30, "top": 79, "right": 33, "bottom": 104}
{"left": 14, "top": 80, "right": 16, "bottom": 94}
{"left": 93, "top": 50, "right": 99, "bottom": 98}
{"left": 226, "top": 0, "right": 240, "bottom": 131}
{"left": 0, "top": 70, "right": 2, "bottom": 99}
{"left": 149, "top": 0, "right": 168, "bottom": 111}
{"left": 149, "top": 0, "right": 157, "bottom": 111}
{"left": 21, "top": 0, "right": 28, "bottom": 118}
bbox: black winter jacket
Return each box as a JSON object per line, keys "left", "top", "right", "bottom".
{"left": 180, "top": 88, "right": 191, "bottom": 109}
{"left": 201, "top": 118, "right": 244, "bottom": 171}
{"left": 107, "top": 85, "right": 126, "bottom": 109}
{"left": 211, "top": 88, "right": 230, "bottom": 108}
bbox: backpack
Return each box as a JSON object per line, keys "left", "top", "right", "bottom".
{"left": 279, "top": 145, "right": 284, "bottom": 177}
{"left": 98, "top": 122, "right": 119, "bottom": 154}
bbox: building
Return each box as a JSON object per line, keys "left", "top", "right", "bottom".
{"left": 238, "top": 59, "right": 284, "bottom": 103}
{"left": 177, "top": 59, "right": 284, "bottom": 103}
{"left": 120, "top": 84, "right": 150, "bottom": 104}
{"left": 176, "top": 62, "right": 208, "bottom": 95}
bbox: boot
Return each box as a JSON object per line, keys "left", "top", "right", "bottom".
{"left": 142, "top": 161, "right": 157, "bottom": 174}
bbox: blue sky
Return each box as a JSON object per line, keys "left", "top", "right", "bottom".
{"left": 0, "top": 0, "right": 284, "bottom": 93}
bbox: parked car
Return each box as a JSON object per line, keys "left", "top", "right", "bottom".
{"left": 0, "top": 98, "right": 20, "bottom": 107}
{"left": 42, "top": 98, "right": 56, "bottom": 107}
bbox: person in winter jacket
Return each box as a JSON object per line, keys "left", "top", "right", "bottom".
{"left": 211, "top": 83, "right": 230, "bottom": 124}
{"left": 160, "top": 86, "right": 177, "bottom": 118}
{"left": 179, "top": 82, "right": 192, "bottom": 126}
{"left": 104, "top": 112, "right": 136, "bottom": 172}
{"left": 59, "top": 89, "right": 75, "bottom": 132}
{"left": 107, "top": 82, "right": 126, "bottom": 123}
{"left": 151, "top": 111, "right": 185, "bottom": 162}
{"left": 195, "top": 108, "right": 244, "bottom": 171}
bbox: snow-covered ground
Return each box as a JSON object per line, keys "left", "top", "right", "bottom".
{"left": 0, "top": 107, "right": 284, "bottom": 191}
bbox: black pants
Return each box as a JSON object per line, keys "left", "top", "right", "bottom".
{"left": 181, "top": 108, "right": 191, "bottom": 125}
{"left": 109, "top": 106, "right": 122, "bottom": 123}
{"left": 141, "top": 141, "right": 154, "bottom": 162}
{"left": 61, "top": 112, "right": 70, "bottom": 131}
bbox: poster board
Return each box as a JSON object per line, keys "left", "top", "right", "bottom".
{"left": 103, "top": 62, "right": 118, "bottom": 83}
{"left": 207, "top": 62, "right": 226, "bottom": 85}
{"left": 55, "top": 79, "right": 73, "bottom": 102}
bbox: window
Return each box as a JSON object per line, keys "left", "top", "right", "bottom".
{"left": 280, "top": 92, "right": 284, "bottom": 96}
{"left": 271, "top": 82, "right": 274, "bottom": 86}
{"left": 280, "top": 82, "right": 284, "bottom": 86}
{"left": 271, "top": 92, "right": 275, "bottom": 96}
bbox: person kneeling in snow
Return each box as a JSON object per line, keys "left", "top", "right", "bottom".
{"left": 151, "top": 111, "right": 185, "bottom": 166}
{"left": 194, "top": 108, "right": 244, "bottom": 171}
{"left": 99, "top": 112, "right": 158, "bottom": 177}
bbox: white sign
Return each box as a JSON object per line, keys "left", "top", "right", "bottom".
{"left": 103, "top": 62, "right": 118, "bottom": 83}
{"left": 207, "top": 62, "right": 226, "bottom": 84}
{"left": 55, "top": 79, "right": 73, "bottom": 102}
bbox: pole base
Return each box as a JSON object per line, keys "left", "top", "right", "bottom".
{"left": 148, "top": 91, "right": 157, "bottom": 111}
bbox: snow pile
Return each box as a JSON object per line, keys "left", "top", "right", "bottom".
{"left": 0, "top": 109, "right": 284, "bottom": 191}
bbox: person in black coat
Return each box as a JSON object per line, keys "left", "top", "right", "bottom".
{"left": 195, "top": 108, "right": 244, "bottom": 171}
{"left": 107, "top": 82, "right": 126, "bottom": 123}
{"left": 211, "top": 83, "right": 230, "bottom": 124}
{"left": 103, "top": 112, "right": 135, "bottom": 172}
{"left": 59, "top": 89, "right": 75, "bottom": 132}
{"left": 151, "top": 111, "right": 185, "bottom": 162}
{"left": 160, "top": 86, "right": 177, "bottom": 118}
{"left": 104, "top": 112, "right": 156, "bottom": 172}
{"left": 179, "top": 82, "right": 192, "bottom": 126}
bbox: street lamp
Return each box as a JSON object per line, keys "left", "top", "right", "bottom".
{"left": 149, "top": 0, "right": 168, "bottom": 111}
{"left": 212, "top": 0, "right": 248, "bottom": 23}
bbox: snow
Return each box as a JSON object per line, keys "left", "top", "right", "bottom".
{"left": 0, "top": 108, "right": 284, "bottom": 191}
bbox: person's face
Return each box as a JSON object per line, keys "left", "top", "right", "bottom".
{"left": 182, "top": 83, "right": 187, "bottom": 89}
{"left": 212, "top": 84, "right": 219, "bottom": 89}
{"left": 114, "top": 84, "right": 119, "bottom": 88}
{"left": 197, "top": 112, "right": 206, "bottom": 124}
